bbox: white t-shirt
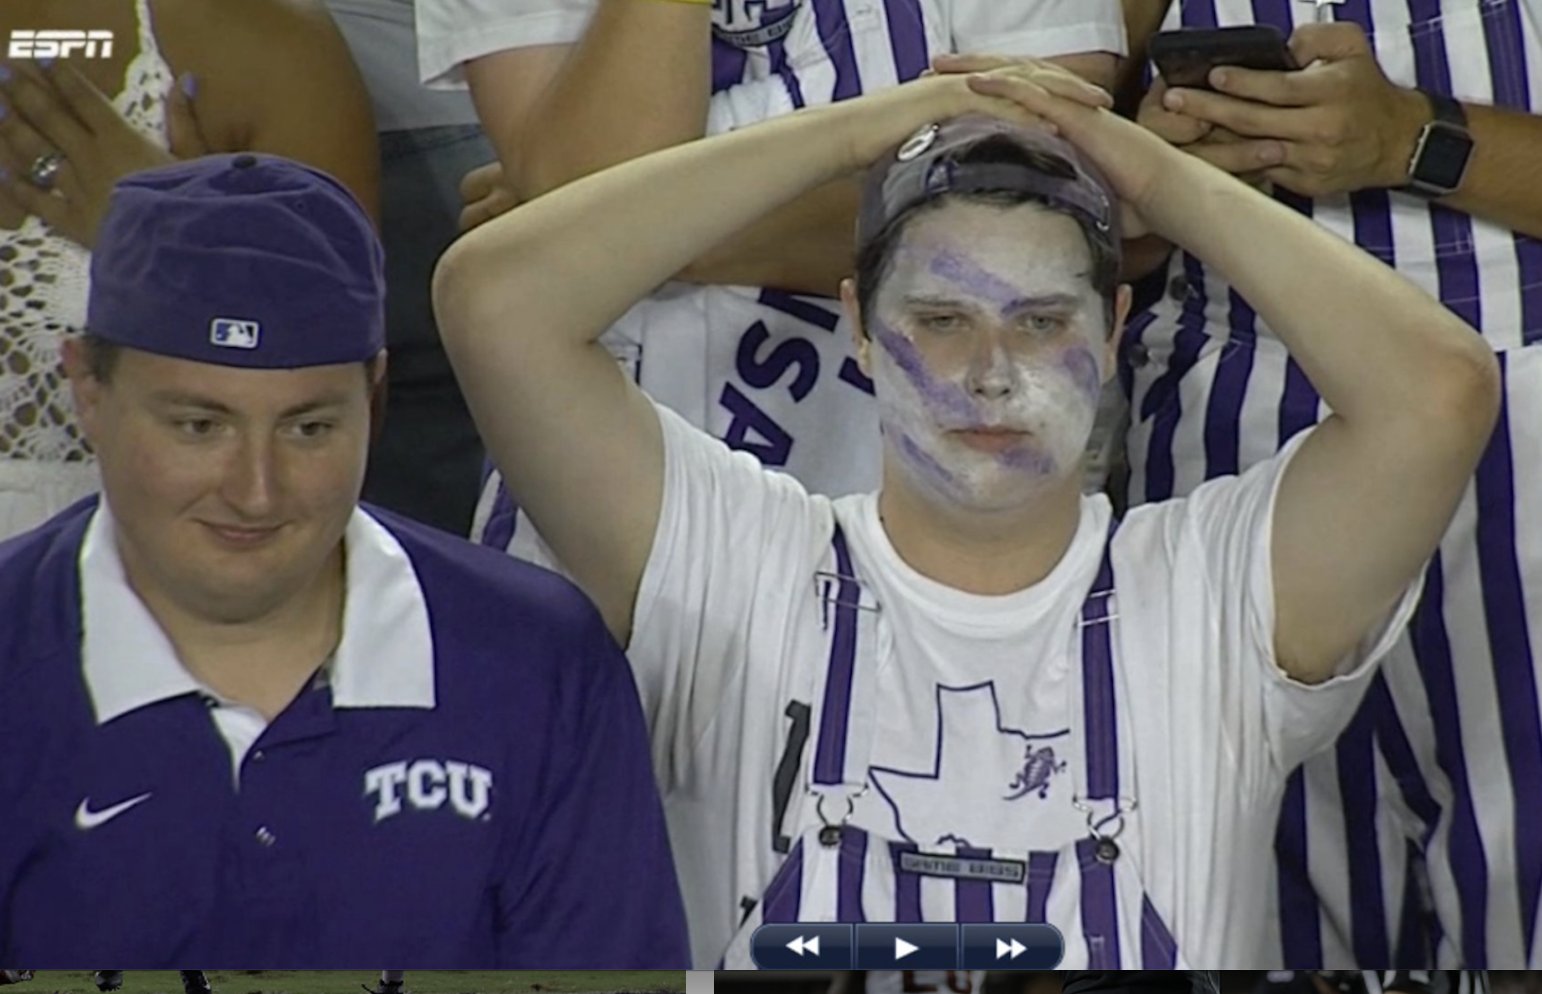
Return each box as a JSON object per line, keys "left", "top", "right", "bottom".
{"left": 421, "top": 0, "right": 1128, "bottom": 511}
{"left": 631, "top": 402, "right": 1422, "bottom": 967}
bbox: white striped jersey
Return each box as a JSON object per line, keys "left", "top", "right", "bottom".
{"left": 414, "top": 0, "right": 1127, "bottom": 559}
{"left": 1127, "top": 0, "right": 1542, "bottom": 970}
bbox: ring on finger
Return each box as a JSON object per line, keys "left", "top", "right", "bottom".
{"left": 27, "top": 150, "right": 65, "bottom": 190}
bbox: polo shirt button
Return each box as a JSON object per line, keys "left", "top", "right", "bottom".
{"left": 252, "top": 750, "right": 265, "bottom": 762}
{"left": 255, "top": 826, "right": 276, "bottom": 847}
{"left": 1168, "top": 275, "right": 1190, "bottom": 300}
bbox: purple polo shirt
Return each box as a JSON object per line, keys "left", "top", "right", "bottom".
{"left": 0, "top": 498, "right": 689, "bottom": 967}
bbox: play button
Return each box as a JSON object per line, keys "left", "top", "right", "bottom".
{"left": 854, "top": 924, "right": 957, "bottom": 969}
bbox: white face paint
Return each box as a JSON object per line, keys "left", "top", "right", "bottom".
{"left": 867, "top": 200, "right": 1108, "bottom": 512}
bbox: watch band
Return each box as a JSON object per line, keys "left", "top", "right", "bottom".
{"left": 1421, "top": 88, "right": 1469, "bottom": 128}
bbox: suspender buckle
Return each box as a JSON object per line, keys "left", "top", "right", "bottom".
{"left": 814, "top": 790, "right": 862, "bottom": 848}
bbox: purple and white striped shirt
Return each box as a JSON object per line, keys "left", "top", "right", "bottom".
{"left": 1128, "top": 0, "right": 1542, "bottom": 969}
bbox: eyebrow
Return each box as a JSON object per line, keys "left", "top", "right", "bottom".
{"left": 149, "top": 391, "right": 349, "bottom": 419}
{"left": 901, "top": 292, "right": 1085, "bottom": 312}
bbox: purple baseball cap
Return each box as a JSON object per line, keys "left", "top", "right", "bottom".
{"left": 857, "top": 115, "right": 1120, "bottom": 254}
{"left": 86, "top": 153, "right": 385, "bottom": 369}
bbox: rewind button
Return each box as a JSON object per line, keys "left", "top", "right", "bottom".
{"left": 750, "top": 924, "right": 854, "bottom": 969}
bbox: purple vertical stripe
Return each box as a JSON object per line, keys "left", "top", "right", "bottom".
{"left": 767, "top": 39, "right": 807, "bottom": 109}
{"left": 1077, "top": 836, "right": 1122, "bottom": 967}
{"left": 1275, "top": 768, "right": 1325, "bottom": 966}
{"left": 838, "top": 827, "right": 868, "bottom": 921}
{"left": 1474, "top": 354, "right": 1542, "bottom": 955}
{"left": 810, "top": 0, "right": 863, "bottom": 101}
{"left": 813, "top": 527, "right": 859, "bottom": 785}
{"left": 1336, "top": 700, "right": 1391, "bottom": 965}
{"left": 1201, "top": 302, "right": 1258, "bottom": 480}
{"left": 1395, "top": 842, "right": 1432, "bottom": 967}
{"left": 1482, "top": 0, "right": 1542, "bottom": 343}
{"left": 1184, "top": 0, "right": 1219, "bottom": 29}
{"left": 481, "top": 478, "right": 518, "bottom": 550}
{"left": 1367, "top": 674, "right": 1442, "bottom": 842}
{"left": 1412, "top": 552, "right": 1491, "bottom": 966}
{"left": 763, "top": 839, "right": 806, "bottom": 922}
{"left": 882, "top": 0, "right": 928, "bottom": 82}
{"left": 1139, "top": 254, "right": 1210, "bottom": 501}
{"left": 711, "top": 38, "right": 749, "bottom": 93}
{"left": 890, "top": 841, "right": 922, "bottom": 922}
{"left": 954, "top": 846, "right": 993, "bottom": 923}
{"left": 1080, "top": 531, "right": 1119, "bottom": 799}
{"left": 1025, "top": 851, "right": 1057, "bottom": 923}
{"left": 1139, "top": 894, "right": 1178, "bottom": 968}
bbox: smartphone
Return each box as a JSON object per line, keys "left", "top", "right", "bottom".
{"left": 1149, "top": 25, "right": 1299, "bottom": 90}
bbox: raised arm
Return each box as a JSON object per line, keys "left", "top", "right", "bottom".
{"left": 434, "top": 69, "right": 1102, "bottom": 641}
{"left": 462, "top": 1, "right": 711, "bottom": 203}
{"left": 166, "top": 0, "right": 381, "bottom": 221}
{"left": 972, "top": 68, "right": 1501, "bottom": 684}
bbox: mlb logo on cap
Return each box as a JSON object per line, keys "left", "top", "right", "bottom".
{"left": 210, "top": 318, "right": 261, "bottom": 350}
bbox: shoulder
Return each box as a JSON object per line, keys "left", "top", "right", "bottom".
{"left": 369, "top": 506, "right": 613, "bottom": 647}
{"left": 0, "top": 500, "right": 95, "bottom": 664}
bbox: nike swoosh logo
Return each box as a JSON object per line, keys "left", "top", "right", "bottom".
{"left": 75, "top": 792, "right": 153, "bottom": 830}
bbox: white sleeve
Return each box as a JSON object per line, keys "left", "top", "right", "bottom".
{"left": 1170, "top": 429, "right": 1424, "bottom": 774}
{"left": 948, "top": 0, "right": 1128, "bottom": 61}
{"left": 627, "top": 401, "right": 833, "bottom": 791}
{"left": 416, "top": 0, "right": 595, "bottom": 89}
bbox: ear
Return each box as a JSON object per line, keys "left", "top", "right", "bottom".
{"left": 839, "top": 278, "right": 873, "bottom": 379}
{"left": 60, "top": 338, "right": 106, "bottom": 444}
{"left": 368, "top": 349, "right": 390, "bottom": 447}
{"left": 1104, "top": 284, "right": 1134, "bottom": 384}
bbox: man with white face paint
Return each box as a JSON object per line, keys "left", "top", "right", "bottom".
{"left": 435, "top": 63, "right": 1501, "bottom": 967}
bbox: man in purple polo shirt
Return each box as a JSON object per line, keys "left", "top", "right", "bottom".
{"left": 0, "top": 153, "right": 689, "bottom": 967}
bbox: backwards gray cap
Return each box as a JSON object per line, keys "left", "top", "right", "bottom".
{"left": 857, "top": 115, "right": 1121, "bottom": 252}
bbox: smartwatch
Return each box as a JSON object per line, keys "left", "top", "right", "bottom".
{"left": 1403, "top": 89, "right": 1474, "bottom": 197}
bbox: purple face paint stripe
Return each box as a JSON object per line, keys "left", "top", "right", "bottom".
{"left": 838, "top": 827, "right": 869, "bottom": 921}
{"left": 1412, "top": 552, "right": 1492, "bottom": 966}
{"left": 1139, "top": 894, "right": 1178, "bottom": 968}
{"left": 812, "top": 526, "right": 860, "bottom": 785}
{"left": 890, "top": 841, "right": 923, "bottom": 922}
{"left": 954, "top": 846, "right": 994, "bottom": 923}
{"left": 810, "top": 0, "right": 863, "bottom": 101}
{"left": 1335, "top": 700, "right": 1391, "bottom": 965}
{"left": 481, "top": 478, "right": 519, "bottom": 551}
{"left": 767, "top": 38, "right": 807, "bottom": 109}
{"left": 899, "top": 432, "right": 961, "bottom": 491}
{"left": 1025, "top": 851, "right": 1057, "bottom": 923}
{"left": 1274, "top": 769, "right": 1325, "bottom": 965}
{"left": 1482, "top": 1, "right": 1542, "bottom": 346}
{"left": 763, "top": 838, "right": 806, "bottom": 922}
{"left": 1077, "top": 836, "right": 1123, "bottom": 967}
{"left": 1081, "top": 525, "right": 1118, "bottom": 800}
{"left": 875, "top": 322, "right": 976, "bottom": 422}
{"left": 711, "top": 38, "right": 750, "bottom": 93}
{"left": 1061, "top": 347, "right": 1102, "bottom": 407}
{"left": 881, "top": 0, "right": 928, "bottom": 82}
{"left": 1473, "top": 355, "right": 1542, "bottom": 957}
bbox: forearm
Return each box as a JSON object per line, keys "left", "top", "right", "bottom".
{"left": 1150, "top": 156, "right": 1496, "bottom": 426}
{"left": 1117, "top": 0, "right": 1172, "bottom": 113}
{"left": 441, "top": 105, "right": 860, "bottom": 348}
{"left": 486, "top": 0, "right": 711, "bottom": 200}
{"left": 678, "top": 177, "right": 861, "bottom": 295}
{"left": 1439, "top": 101, "right": 1542, "bottom": 239}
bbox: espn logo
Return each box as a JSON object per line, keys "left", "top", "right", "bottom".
{"left": 210, "top": 318, "right": 261, "bottom": 350}
{"left": 7, "top": 29, "right": 115, "bottom": 60}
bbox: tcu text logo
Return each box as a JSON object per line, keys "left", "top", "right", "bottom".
{"left": 8, "top": 30, "right": 114, "bottom": 59}
{"left": 364, "top": 759, "right": 493, "bottom": 823}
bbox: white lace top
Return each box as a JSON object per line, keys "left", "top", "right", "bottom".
{"left": 0, "top": 0, "right": 172, "bottom": 463}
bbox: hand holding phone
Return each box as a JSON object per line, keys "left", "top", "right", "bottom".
{"left": 1150, "top": 25, "right": 1299, "bottom": 91}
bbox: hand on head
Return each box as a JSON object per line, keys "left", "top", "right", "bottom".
{"left": 0, "top": 59, "right": 208, "bottom": 247}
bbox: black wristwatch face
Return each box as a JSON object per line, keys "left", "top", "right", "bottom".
{"left": 1413, "top": 121, "right": 1475, "bottom": 193}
